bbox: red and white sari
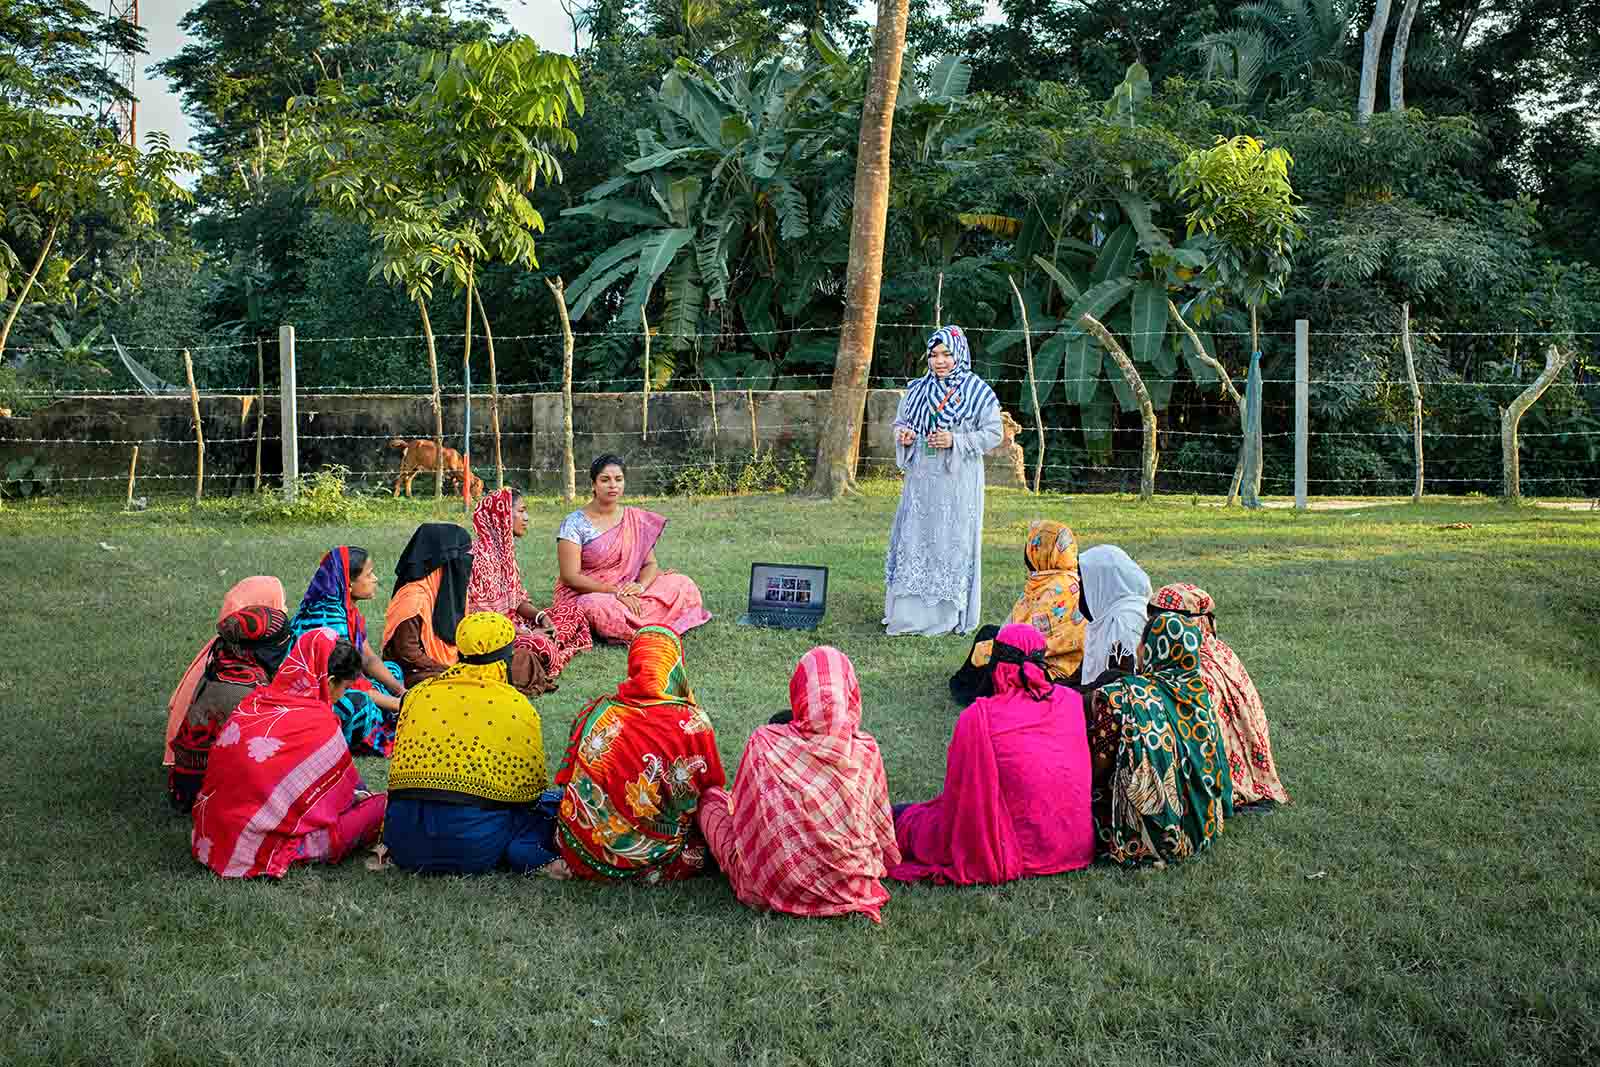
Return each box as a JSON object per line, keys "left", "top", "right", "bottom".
{"left": 466, "top": 488, "right": 582, "bottom": 679}
{"left": 191, "top": 628, "right": 386, "bottom": 879}
{"left": 553, "top": 506, "right": 710, "bottom": 644}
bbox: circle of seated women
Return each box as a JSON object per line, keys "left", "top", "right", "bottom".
{"left": 164, "top": 498, "right": 1286, "bottom": 914}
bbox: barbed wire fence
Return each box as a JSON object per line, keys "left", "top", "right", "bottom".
{"left": 2, "top": 320, "right": 1596, "bottom": 505}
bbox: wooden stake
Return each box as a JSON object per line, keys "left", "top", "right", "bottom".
{"left": 1079, "top": 313, "right": 1157, "bottom": 502}
{"left": 1401, "top": 302, "right": 1423, "bottom": 503}
{"left": 418, "top": 301, "right": 445, "bottom": 499}
{"left": 748, "top": 388, "right": 758, "bottom": 458}
{"left": 545, "top": 277, "right": 577, "bottom": 502}
{"left": 934, "top": 271, "right": 944, "bottom": 329}
{"left": 641, "top": 304, "right": 651, "bottom": 443}
{"left": 253, "top": 337, "right": 264, "bottom": 493}
{"left": 1008, "top": 277, "right": 1045, "bottom": 493}
{"left": 126, "top": 445, "right": 138, "bottom": 508}
{"left": 183, "top": 349, "right": 204, "bottom": 503}
{"left": 473, "top": 285, "right": 504, "bottom": 491}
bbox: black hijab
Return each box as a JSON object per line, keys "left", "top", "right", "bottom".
{"left": 393, "top": 522, "right": 473, "bottom": 645}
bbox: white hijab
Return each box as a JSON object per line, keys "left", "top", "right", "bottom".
{"left": 1079, "top": 544, "right": 1152, "bottom": 684}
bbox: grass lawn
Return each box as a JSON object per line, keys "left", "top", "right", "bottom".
{"left": 1, "top": 486, "right": 1597, "bottom": 1066}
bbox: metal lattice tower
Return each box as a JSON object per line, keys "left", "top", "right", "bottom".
{"left": 102, "top": 0, "right": 139, "bottom": 146}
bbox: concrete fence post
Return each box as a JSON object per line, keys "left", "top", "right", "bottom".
{"left": 279, "top": 324, "right": 298, "bottom": 502}
{"left": 1295, "top": 319, "right": 1309, "bottom": 510}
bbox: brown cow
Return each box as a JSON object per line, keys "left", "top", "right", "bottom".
{"left": 388, "top": 438, "right": 484, "bottom": 499}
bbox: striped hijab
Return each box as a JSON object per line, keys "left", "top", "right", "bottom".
{"left": 896, "top": 325, "right": 999, "bottom": 434}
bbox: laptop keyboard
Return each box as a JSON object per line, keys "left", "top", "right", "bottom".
{"left": 745, "top": 610, "right": 819, "bottom": 629}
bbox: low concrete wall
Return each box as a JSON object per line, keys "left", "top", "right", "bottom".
{"left": 0, "top": 389, "right": 1026, "bottom": 495}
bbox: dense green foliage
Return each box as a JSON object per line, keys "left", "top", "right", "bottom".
{"left": 2, "top": 0, "right": 1597, "bottom": 492}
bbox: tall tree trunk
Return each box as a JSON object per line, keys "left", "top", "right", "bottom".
{"left": 417, "top": 299, "right": 445, "bottom": 499}
{"left": 0, "top": 218, "right": 60, "bottom": 363}
{"left": 1079, "top": 312, "right": 1157, "bottom": 501}
{"left": 1388, "top": 0, "right": 1423, "bottom": 111}
{"left": 807, "top": 0, "right": 910, "bottom": 498}
{"left": 1501, "top": 345, "right": 1573, "bottom": 502}
{"left": 1358, "top": 0, "right": 1395, "bottom": 123}
{"left": 473, "top": 286, "right": 504, "bottom": 491}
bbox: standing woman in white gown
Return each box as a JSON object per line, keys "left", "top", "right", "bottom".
{"left": 884, "top": 325, "right": 1003, "bottom": 636}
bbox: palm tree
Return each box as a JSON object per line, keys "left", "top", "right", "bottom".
{"left": 808, "top": 0, "right": 910, "bottom": 497}
{"left": 1194, "top": 0, "right": 1355, "bottom": 110}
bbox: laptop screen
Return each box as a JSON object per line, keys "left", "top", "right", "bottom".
{"left": 749, "top": 563, "right": 827, "bottom": 612}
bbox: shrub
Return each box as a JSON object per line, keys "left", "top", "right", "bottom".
{"left": 2, "top": 455, "right": 57, "bottom": 500}
{"left": 669, "top": 447, "right": 809, "bottom": 497}
{"left": 244, "top": 465, "right": 372, "bottom": 523}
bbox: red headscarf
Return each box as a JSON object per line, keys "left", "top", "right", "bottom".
{"left": 190, "top": 628, "right": 362, "bottom": 879}
{"left": 466, "top": 489, "right": 528, "bottom": 617}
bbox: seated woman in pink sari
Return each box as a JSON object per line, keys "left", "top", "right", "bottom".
{"left": 890, "top": 623, "right": 1095, "bottom": 886}
{"left": 190, "top": 628, "right": 387, "bottom": 879}
{"left": 553, "top": 454, "right": 711, "bottom": 644}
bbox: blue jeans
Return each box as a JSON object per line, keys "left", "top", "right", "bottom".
{"left": 383, "top": 789, "right": 562, "bottom": 874}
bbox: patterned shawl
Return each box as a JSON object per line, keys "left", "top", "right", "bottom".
{"left": 1006, "top": 520, "right": 1087, "bottom": 680}
{"left": 1079, "top": 544, "right": 1152, "bottom": 684}
{"left": 165, "top": 576, "right": 288, "bottom": 765}
{"left": 295, "top": 547, "right": 364, "bottom": 648}
{"left": 1152, "top": 583, "right": 1289, "bottom": 806}
{"left": 466, "top": 489, "right": 528, "bottom": 617}
{"left": 554, "top": 626, "right": 725, "bottom": 882}
{"left": 206, "top": 606, "right": 292, "bottom": 687}
{"left": 719, "top": 646, "right": 899, "bottom": 921}
{"left": 894, "top": 324, "right": 999, "bottom": 434}
{"left": 190, "top": 628, "right": 362, "bottom": 879}
{"left": 1094, "top": 613, "right": 1232, "bottom": 867}
{"left": 389, "top": 612, "right": 548, "bottom": 804}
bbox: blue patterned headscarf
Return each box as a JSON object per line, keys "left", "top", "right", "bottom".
{"left": 295, "top": 546, "right": 363, "bottom": 648}
{"left": 896, "top": 325, "right": 998, "bottom": 434}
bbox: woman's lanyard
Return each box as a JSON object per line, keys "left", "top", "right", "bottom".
{"left": 926, "top": 382, "right": 960, "bottom": 432}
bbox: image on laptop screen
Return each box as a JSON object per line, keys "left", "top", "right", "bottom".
{"left": 749, "top": 563, "right": 827, "bottom": 612}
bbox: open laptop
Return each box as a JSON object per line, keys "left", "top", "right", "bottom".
{"left": 736, "top": 562, "right": 828, "bottom": 631}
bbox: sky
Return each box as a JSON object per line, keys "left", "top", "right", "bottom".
{"left": 134, "top": 0, "right": 583, "bottom": 157}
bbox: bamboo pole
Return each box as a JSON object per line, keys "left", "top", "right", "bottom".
{"left": 1401, "top": 302, "right": 1423, "bottom": 503}
{"left": 253, "top": 338, "right": 264, "bottom": 493}
{"left": 545, "top": 277, "right": 577, "bottom": 502}
{"left": 709, "top": 383, "right": 719, "bottom": 464}
{"left": 183, "top": 350, "right": 204, "bottom": 504}
{"left": 417, "top": 301, "right": 445, "bottom": 499}
{"left": 748, "top": 388, "right": 758, "bottom": 458}
{"left": 934, "top": 271, "right": 944, "bottom": 329}
{"left": 462, "top": 269, "right": 474, "bottom": 517}
{"left": 473, "top": 286, "right": 504, "bottom": 491}
{"left": 125, "top": 445, "right": 138, "bottom": 508}
{"left": 1007, "top": 276, "right": 1044, "bottom": 493}
{"left": 641, "top": 304, "right": 651, "bottom": 443}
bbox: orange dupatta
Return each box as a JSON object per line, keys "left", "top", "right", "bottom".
{"left": 381, "top": 569, "right": 459, "bottom": 666}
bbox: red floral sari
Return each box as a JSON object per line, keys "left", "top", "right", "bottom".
{"left": 190, "top": 628, "right": 386, "bottom": 879}
{"left": 554, "top": 626, "right": 725, "bottom": 882}
{"left": 466, "top": 488, "right": 583, "bottom": 679}
{"left": 551, "top": 506, "right": 710, "bottom": 644}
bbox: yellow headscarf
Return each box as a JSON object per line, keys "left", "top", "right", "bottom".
{"left": 1005, "top": 520, "right": 1086, "bottom": 680}
{"left": 389, "top": 612, "right": 547, "bottom": 804}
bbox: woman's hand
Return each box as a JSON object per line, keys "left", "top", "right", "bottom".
{"left": 618, "top": 581, "right": 645, "bottom": 597}
{"left": 896, "top": 427, "right": 916, "bottom": 446}
{"left": 929, "top": 429, "right": 954, "bottom": 450}
{"left": 617, "top": 593, "right": 645, "bottom": 615}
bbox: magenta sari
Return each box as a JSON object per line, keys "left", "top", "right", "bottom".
{"left": 890, "top": 623, "right": 1095, "bottom": 885}
{"left": 553, "top": 507, "right": 711, "bottom": 643}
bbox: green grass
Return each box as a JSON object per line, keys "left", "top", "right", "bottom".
{"left": 2, "top": 487, "right": 1598, "bottom": 1066}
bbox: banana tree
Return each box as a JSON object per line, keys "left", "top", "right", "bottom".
{"left": 563, "top": 57, "right": 837, "bottom": 385}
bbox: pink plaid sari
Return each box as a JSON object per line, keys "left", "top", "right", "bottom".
{"left": 700, "top": 647, "right": 900, "bottom": 922}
